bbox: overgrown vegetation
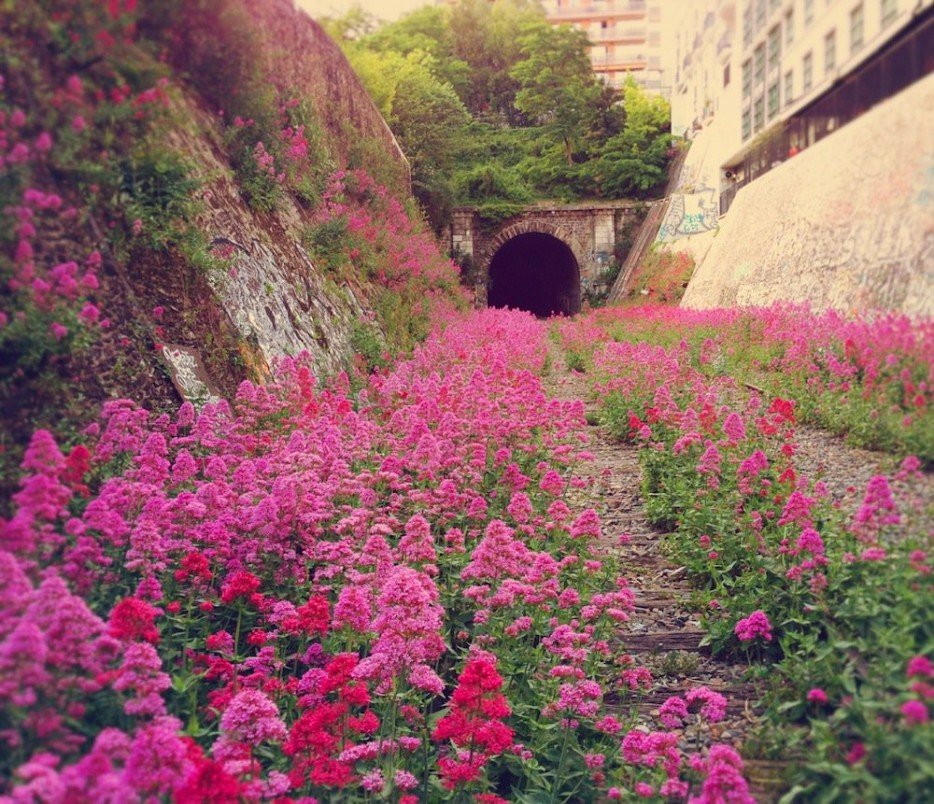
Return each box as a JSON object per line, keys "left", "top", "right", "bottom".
{"left": 620, "top": 246, "right": 696, "bottom": 305}
{"left": 324, "top": 0, "right": 673, "bottom": 231}
{"left": 557, "top": 306, "right": 934, "bottom": 800}
{"left": 0, "top": 0, "right": 465, "bottom": 499}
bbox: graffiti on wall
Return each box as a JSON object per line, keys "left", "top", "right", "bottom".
{"left": 657, "top": 184, "right": 719, "bottom": 242}
{"left": 160, "top": 344, "right": 224, "bottom": 407}
{"left": 729, "top": 215, "right": 934, "bottom": 313}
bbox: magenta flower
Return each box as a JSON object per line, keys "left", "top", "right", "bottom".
{"left": 734, "top": 610, "right": 773, "bottom": 642}
{"left": 901, "top": 699, "right": 930, "bottom": 725}
{"left": 807, "top": 688, "right": 829, "bottom": 704}
{"left": 907, "top": 656, "right": 933, "bottom": 678}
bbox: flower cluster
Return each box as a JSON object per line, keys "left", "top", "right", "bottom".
{"left": 562, "top": 302, "right": 933, "bottom": 798}
{"left": 0, "top": 305, "right": 747, "bottom": 800}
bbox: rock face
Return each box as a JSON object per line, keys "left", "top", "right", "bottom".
{"left": 165, "top": 101, "right": 370, "bottom": 380}
{"left": 159, "top": 1, "right": 411, "bottom": 384}
{"left": 246, "top": 0, "right": 410, "bottom": 181}
{"left": 682, "top": 72, "right": 934, "bottom": 316}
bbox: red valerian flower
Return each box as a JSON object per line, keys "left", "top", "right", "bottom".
{"left": 108, "top": 597, "right": 161, "bottom": 644}
{"left": 220, "top": 570, "right": 260, "bottom": 604}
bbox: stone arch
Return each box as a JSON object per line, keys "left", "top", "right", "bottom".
{"left": 485, "top": 222, "right": 582, "bottom": 317}
{"left": 483, "top": 220, "right": 587, "bottom": 276}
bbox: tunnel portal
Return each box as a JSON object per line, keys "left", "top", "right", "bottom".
{"left": 487, "top": 232, "right": 581, "bottom": 317}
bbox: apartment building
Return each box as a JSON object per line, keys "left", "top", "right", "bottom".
{"left": 670, "top": 1, "right": 737, "bottom": 135}
{"left": 722, "top": 0, "right": 933, "bottom": 210}
{"left": 538, "top": 0, "right": 671, "bottom": 95}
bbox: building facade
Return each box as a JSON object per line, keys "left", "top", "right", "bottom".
{"left": 723, "top": 0, "right": 933, "bottom": 210}
{"left": 538, "top": 0, "right": 671, "bottom": 95}
{"left": 670, "top": 1, "right": 737, "bottom": 136}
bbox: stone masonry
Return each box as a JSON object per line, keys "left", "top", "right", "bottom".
{"left": 451, "top": 201, "right": 645, "bottom": 304}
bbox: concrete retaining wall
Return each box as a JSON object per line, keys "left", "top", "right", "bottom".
{"left": 682, "top": 72, "right": 934, "bottom": 315}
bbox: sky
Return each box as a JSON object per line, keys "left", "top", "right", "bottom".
{"left": 296, "top": 0, "right": 432, "bottom": 23}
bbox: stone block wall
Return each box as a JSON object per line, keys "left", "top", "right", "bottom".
{"left": 453, "top": 202, "right": 645, "bottom": 300}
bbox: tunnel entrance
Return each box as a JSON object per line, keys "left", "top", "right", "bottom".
{"left": 487, "top": 232, "right": 581, "bottom": 317}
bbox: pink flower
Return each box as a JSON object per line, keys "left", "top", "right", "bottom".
{"left": 408, "top": 663, "right": 444, "bottom": 695}
{"left": 114, "top": 642, "right": 171, "bottom": 717}
{"left": 659, "top": 695, "right": 689, "bottom": 727}
{"left": 219, "top": 688, "right": 287, "bottom": 744}
{"left": 901, "top": 699, "right": 929, "bottom": 725}
{"left": 686, "top": 686, "right": 727, "bottom": 722}
{"left": 734, "top": 610, "right": 772, "bottom": 642}
{"left": 569, "top": 508, "right": 601, "bottom": 540}
{"left": 722, "top": 412, "right": 746, "bottom": 442}
{"left": 539, "top": 470, "right": 564, "bottom": 495}
{"left": 807, "top": 688, "right": 829, "bottom": 704}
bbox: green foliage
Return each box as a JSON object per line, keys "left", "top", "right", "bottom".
{"left": 349, "top": 320, "right": 388, "bottom": 375}
{"left": 340, "top": 1, "right": 673, "bottom": 225}
{"left": 302, "top": 217, "right": 351, "bottom": 276}
{"left": 511, "top": 21, "right": 600, "bottom": 166}
{"left": 116, "top": 149, "right": 201, "bottom": 247}
{"left": 594, "top": 79, "right": 673, "bottom": 196}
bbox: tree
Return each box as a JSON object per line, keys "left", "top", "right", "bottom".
{"left": 510, "top": 22, "right": 602, "bottom": 165}
{"left": 449, "top": 0, "right": 544, "bottom": 119}
{"left": 318, "top": 2, "right": 379, "bottom": 43}
{"left": 593, "top": 78, "right": 672, "bottom": 197}
{"left": 361, "top": 6, "right": 470, "bottom": 100}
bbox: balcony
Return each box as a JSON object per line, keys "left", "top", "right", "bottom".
{"left": 547, "top": 2, "right": 647, "bottom": 23}
{"left": 590, "top": 27, "right": 647, "bottom": 42}
{"left": 591, "top": 54, "right": 647, "bottom": 69}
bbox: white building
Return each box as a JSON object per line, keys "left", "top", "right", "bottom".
{"left": 670, "top": 1, "right": 738, "bottom": 137}
{"left": 723, "top": 0, "right": 933, "bottom": 208}
{"left": 539, "top": 0, "right": 672, "bottom": 95}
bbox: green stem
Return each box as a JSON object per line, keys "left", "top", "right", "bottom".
{"left": 550, "top": 722, "right": 572, "bottom": 804}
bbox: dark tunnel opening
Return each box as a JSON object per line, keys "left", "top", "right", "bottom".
{"left": 487, "top": 232, "right": 581, "bottom": 318}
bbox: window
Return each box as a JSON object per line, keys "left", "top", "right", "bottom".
{"left": 803, "top": 52, "right": 813, "bottom": 91}
{"left": 742, "top": 109, "right": 752, "bottom": 140}
{"left": 768, "top": 25, "right": 781, "bottom": 68}
{"left": 742, "top": 59, "right": 753, "bottom": 98}
{"left": 785, "top": 9, "right": 794, "bottom": 45}
{"left": 784, "top": 70, "right": 794, "bottom": 106}
{"left": 724, "top": 63, "right": 731, "bottom": 87}
{"left": 805, "top": 0, "right": 814, "bottom": 24}
{"left": 881, "top": 0, "right": 898, "bottom": 27}
{"left": 743, "top": 4, "right": 754, "bottom": 46}
{"left": 850, "top": 4, "right": 864, "bottom": 51}
{"left": 755, "top": 0, "right": 767, "bottom": 32}
{"left": 754, "top": 96, "right": 765, "bottom": 132}
{"left": 825, "top": 30, "right": 836, "bottom": 72}
{"left": 754, "top": 43, "right": 766, "bottom": 84}
{"left": 768, "top": 80, "right": 780, "bottom": 118}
